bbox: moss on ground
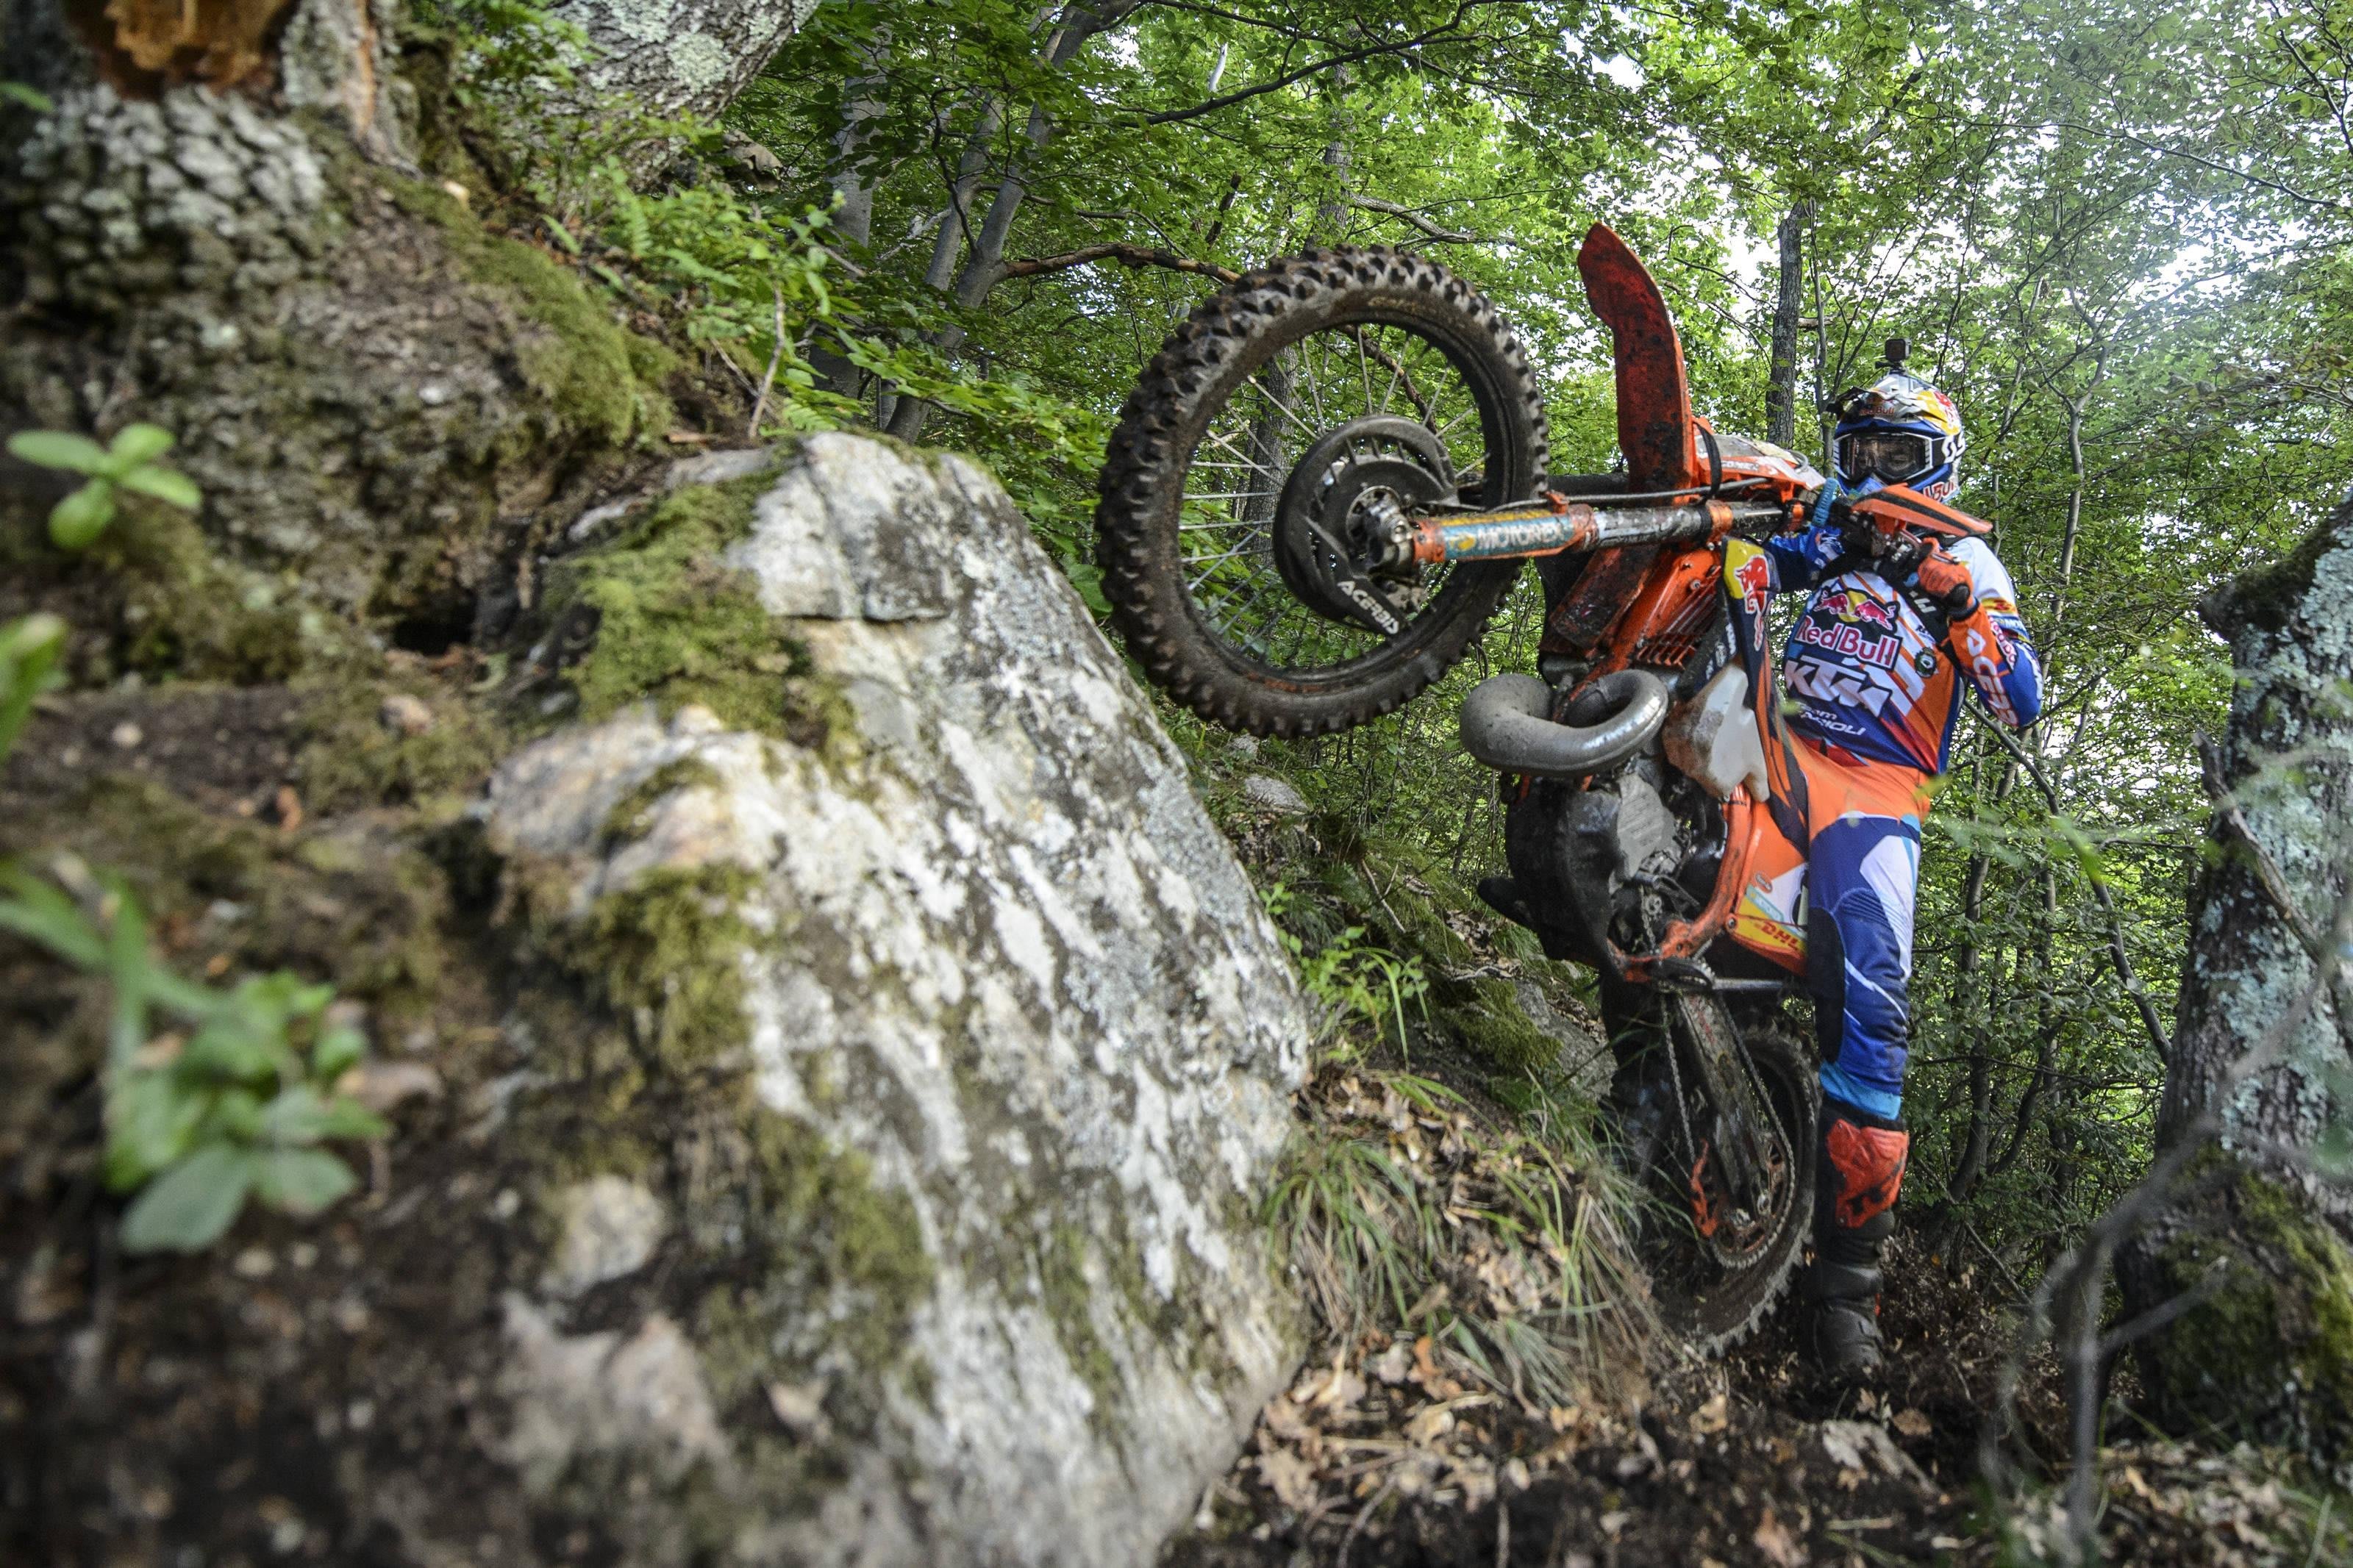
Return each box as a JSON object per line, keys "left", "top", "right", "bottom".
{"left": 295, "top": 662, "right": 511, "bottom": 813}
{"left": 0, "top": 773, "right": 448, "bottom": 1015}
{"left": 0, "top": 500, "right": 331, "bottom": 687}
{"left": 1436, "top": 975, "right": 1569, "bottom": 1079}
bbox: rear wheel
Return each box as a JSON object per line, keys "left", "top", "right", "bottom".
{"left": 1095, "top": 247, "right": 1549, "bottom": 737}
{"left": 1606, "top": 989, "right": 1817, "bottom": 1353}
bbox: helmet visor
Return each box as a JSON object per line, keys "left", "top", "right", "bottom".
{"left": 1838, "top": 429, "right": 1937, "bottom": 485}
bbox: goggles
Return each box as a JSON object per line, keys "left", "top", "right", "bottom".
{"left": 1836, "top": 428, "right": 1947, "bottom": 487}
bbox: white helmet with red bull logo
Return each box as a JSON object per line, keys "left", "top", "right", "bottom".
{"left": 1829, "top": 339, "right": 1965, "bottom": 504}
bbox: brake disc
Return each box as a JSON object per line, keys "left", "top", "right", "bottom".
{"left": 1271, "top": 417, "right": 1456, "bottom": 629}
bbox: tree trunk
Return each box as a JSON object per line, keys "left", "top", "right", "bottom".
{"left": 1764, "top": 201, "right": 1809, "bottom": 450}
{"left": 2118, "top": 485, "right": 2353, "bottom": 1483}
{"left": 551, "top": 0, "right": 823, "bottom": 120}
{"left": 0, "top": 0, "right": 757, "bottom": 644}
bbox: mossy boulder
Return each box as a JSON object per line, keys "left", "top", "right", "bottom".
{"left": 478, "top": 434, "right": 1313, "bottom": 1564}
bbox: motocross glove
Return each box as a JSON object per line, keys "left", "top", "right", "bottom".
{"left": 1911, "top": 548, "right": 1977, "bottom": 616}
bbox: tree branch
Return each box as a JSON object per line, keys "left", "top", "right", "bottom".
{"left": 1982, "top": 721, "right": 2174, "bottom": 1064}
{"left": 1346, "top": 195, "right": 1479, "bottom": 243}
{"left": 1003, "top": 243, "right": 1240, "bottom": 284}
{"left": 1971, "top": 117, "right": 2353, "bottom": 213}
{"left": 1131, "top": 6, "right": 1499, "bottom": 126}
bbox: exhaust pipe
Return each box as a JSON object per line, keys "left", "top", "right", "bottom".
{"left": 1460, "top": 669, "right": 1671, "bottom": 778}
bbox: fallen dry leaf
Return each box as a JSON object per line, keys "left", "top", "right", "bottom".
{"left": 1893, "top": 1407, "right": 1932, "bottom": 1439}
{"left": 1404, "top": 1403, "right": 1457, "bottom": 1445}
{"left": 1256, "top": 1447, "right": 1316, "bottom": 1511}
{"left": 1752, "top": 1505, "right": 1804, "bottom": 1568}
{"left": 1260, "top": 1396, "right": 1312, "bottom": 1444}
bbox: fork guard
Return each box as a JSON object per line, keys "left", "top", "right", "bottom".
{"left": 1460, "top": 668, "right": 1671, "bottom": 778}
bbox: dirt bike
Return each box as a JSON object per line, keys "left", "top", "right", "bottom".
{"left": 1093, "top": 226, "right": 1988, "bottom": 1348}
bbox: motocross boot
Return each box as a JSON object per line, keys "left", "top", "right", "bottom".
{"left": 1798, "top": 1106, "right": 1910, "bottom": 1387}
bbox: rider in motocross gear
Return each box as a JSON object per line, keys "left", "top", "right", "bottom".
{"left": 1765, "top": 348, "right": 2042, "bottom": 1384}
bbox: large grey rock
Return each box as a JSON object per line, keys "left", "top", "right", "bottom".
{"left": 485, "top": 434, "right": 1311, "bottom": 1565}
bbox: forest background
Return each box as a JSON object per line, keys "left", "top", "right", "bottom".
{"left": 634, "top": 0, "right": 2353, "bottom": 1267}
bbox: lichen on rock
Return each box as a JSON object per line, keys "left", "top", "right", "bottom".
{"left": 485, "top": 433, "right": 1310, "bottom": 1564}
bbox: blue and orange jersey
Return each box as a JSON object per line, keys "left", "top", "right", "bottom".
{"left": 1763, "top": 533, "right": 2041, "bottom": 773}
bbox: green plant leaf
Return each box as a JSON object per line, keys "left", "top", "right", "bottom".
{"left": 0, "top": 612, "right": 66, "bottom": 761}
{"left": 104, "top": 1071, "right": 210, "bottom": 1192}
{"left": 207, "top": 1086, "right": 265, "bottom": 1142}
{"left": 0, "top": 864, "right": 105, "bottom": 967}
{"left": 257, "top": 1084, "right": 334, "bottom": 1144}
{"left": 317, "top": 1096, "right": 389, "bottom": 1141}
{"left": 49, "top": 479, "right": 116, "bottom": 550}
{"left": 183, "top": 1013, "right": 280, "bottom": 1081}
{"left": 7, "top": 429, "right": 107, "bottom": 474}
{"left": 106, "top": 423, "right": 176, "bottom": 467}
{"left": 119, "top": 1145, "right": 257, "bottom": 1253}
{"left": 252, "top": 1147, "right": 358, "bottom": 1215}
{"left": 313, "top": 1023, "right": 365, "bottom": 1081}
{"left": 117, "top": 465, "right": 201, "bottom": 510}
{"left": 1, "top": 81, "right": 54, "bottom": 112}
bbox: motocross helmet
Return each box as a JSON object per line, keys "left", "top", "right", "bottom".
{"left": 1830, "top": 342, "right": 1965, "bottom": 503}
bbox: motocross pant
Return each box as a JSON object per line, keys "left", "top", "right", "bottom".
{"left": 1791, "top": 732, "right": 1928, "bottom": 1124}
{"left": 1790, "top": 734, "right": 1918, "bottom": 1364}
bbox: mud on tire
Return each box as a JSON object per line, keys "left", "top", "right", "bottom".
{"left": 1094, "top": 247, "right": 1549, "bottom": 738}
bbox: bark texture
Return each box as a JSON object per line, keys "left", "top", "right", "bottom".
{"left": 551, "top": 0, "right": 823, "bottom": 118}
{"left": 1, "top": 2, "right": 689, "bottom": 640}
{"left": 2121, "top": 486, "right": 2353, "bottom": 1481}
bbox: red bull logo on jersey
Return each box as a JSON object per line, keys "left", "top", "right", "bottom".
{"left": 1829, "top": 587, "right": 1898, "bottom": 634}
{"left": 1794, "top": 610, "right": 1902, "bottom": 669}
{"left": 1727, "top": 545, "right": 1770, "bottom": 612}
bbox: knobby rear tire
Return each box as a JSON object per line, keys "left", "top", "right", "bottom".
{"left": 1607, "top": 992, "right": 1818, "bottom": 1355}
{"left": 1094, "top": 246, "right": 1549, "bottom": 738}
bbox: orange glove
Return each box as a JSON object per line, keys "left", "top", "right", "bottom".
{"left": 1913, "top": 548, "right": 1976, "bottom": 615}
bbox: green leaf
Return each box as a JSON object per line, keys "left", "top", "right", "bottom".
{"left": 0, "top": 865, "right": 105, "bottom": 967}
{"left": 7, "top": 429, "right": 107, "bottom": 474}
{"left": 1, "top": 81, "right": 54, "bottom": 112}
{"left": 182, "top": 1008, "right": 284, "bottom": 1081}
{"left": 256, "top": 1084, "right": 332, "bottom": 1144}
{"left": 316, "top": 1097, "right": 389, "bottom": 1141}
{"left": 252, "top": 1147, "right": 358, "bottom": 1216}
{"left": 117, "top": 465, "right": 201, "bottom": 510}
{"left": 0, "top": 611, "right": 65, "bottom": 761}
{"left": 49, "top": 479, "right": 116, "bottom": 550}
{"left": 206, "top": 1086, "right": 265, "bottom": 1142}
{"left": 106, "top": 423, "right": 175, "bottom": 467}
{"left": 104, "top": 1071, "right": 207, "bottom": 1192}
{"left": 119, "top": 1145, "right": 257, "bottom": 1253}
{"left": 313, "top": 1023, "right": 365, "bottom": 1081}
